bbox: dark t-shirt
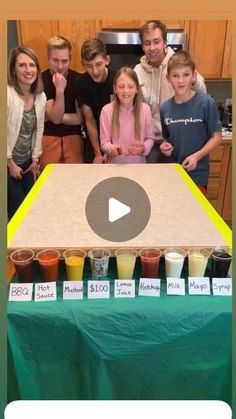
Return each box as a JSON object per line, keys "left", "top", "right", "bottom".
{"left": 42, "top": 68, "right": 82, "bottom": 136}
{"left": 160, "top": 92, "right": 222, "bottom": 185}
{"left": 76, "top": 69, "right": 115, "bottom": 129}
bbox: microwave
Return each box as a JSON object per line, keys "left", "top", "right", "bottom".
{"left": 98, "top": 30, "right": 188, "bottom": 71}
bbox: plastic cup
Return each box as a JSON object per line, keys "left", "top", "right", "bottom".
{"left": 36, "top": 249, "right": 60, "bottom": 282}
{"left": 63, "top": 249, "right": 86, "bottom": 280}
{"left": 139, "top": 248, "right": 162, "bottom": 278}
{"left": 10, "top": 249, "right": 34, "bottom": 283}
{"left": 187, "top": 247, "right": 211, "bottom": 277}
{"left": 115, "top": 248, "right": 138, "bottom": 279}
{"left": 211, "top": 247, "right": 232, "bottom": 278}
{"left": 88, "top": 248, "right": 111, "bottom": 279}
{"left": 164, "top": 247, "right": 186, "bottom": 278}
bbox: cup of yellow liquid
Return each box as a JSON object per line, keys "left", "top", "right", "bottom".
{"left": 63, "top": 249, "right": 86, "bottom": 280}
{"left": 187, "top": 247, "right": 211, "bottom": 277}
{"left": 88, "top": 248, "right": 111, "bottom": 279}
{"left": 115, "top": 248, "right": 138, "bottom": 279}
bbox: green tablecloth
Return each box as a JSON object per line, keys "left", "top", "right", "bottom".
{"left": 7, "top": 258, "right": 232, "bottom": 403}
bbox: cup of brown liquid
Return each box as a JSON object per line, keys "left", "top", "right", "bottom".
{"left": 10, "top": 249, "right": 34, "bottom": 283}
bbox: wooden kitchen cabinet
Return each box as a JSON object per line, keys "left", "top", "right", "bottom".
{"left": 17, "top": 20, "right": 103, "bottom": 72}
{"left": 17, "top": 21, "right": 59, "bottom": 70}
{"left": 101, "top": 20, "right": 186, "bottom": 30}
{"left": 208, "top": 140, "right": 232, "bottom": 225}
{"left": 17, "top": 19, "right": 232, "bottom": 77}
{"left": 188, "top": 20, "right": 228, "bottom": 79}
{"left": 101, "top": 20, "right": 141, "bottom": 29}
{"left": 221, "top": 146, "right": 232, "bottom": 224}
{"left": 58, "top": 20, "right": 102, "bottom": 71}
{"left": 221, "top": 20, "right": 232, "bottom": 79}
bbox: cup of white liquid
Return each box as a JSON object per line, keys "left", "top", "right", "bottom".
{"left": 164, "top": 247, "right": 186, "bottom": 278}
{"left": 187, "top": 247, "right": 210, "bottom": 277}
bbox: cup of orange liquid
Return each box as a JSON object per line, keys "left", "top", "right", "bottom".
{"left": 36, "top": 249, "right": 60, "bottom": 282}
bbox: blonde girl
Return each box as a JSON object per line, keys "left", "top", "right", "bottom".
{"left": 100, "top": 66, "right": 154, "bottom": 163}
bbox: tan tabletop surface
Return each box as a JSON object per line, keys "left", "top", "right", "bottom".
{"left": 8, "top": 163, "right": 231, "bottom": 252}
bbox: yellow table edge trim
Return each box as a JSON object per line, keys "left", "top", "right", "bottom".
{"left": 173, "top": 164, "right": 232, "bottom": 248}
{"left": 7, "top": 164, "right": 55, "bottom": 247}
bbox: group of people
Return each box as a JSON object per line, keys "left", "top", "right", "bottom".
{"left": 7, "top": 19, "right": 222, "bottom": 219}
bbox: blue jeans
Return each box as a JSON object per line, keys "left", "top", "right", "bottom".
{"left": 8, "top": 158, "right": 34, "bottom": 220}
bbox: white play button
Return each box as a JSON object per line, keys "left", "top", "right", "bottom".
{"left": 85, "top": 177, "right": 151, "bottom": 242}
{"left": 108, "top": 197, "right": 131, "bottom": 223}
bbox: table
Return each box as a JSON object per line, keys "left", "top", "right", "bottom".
{"left": 7, "top": 163, "right": 232, "bottom": 250}
{"left": 7, "top": 163, "right": 232, "bottom": 403}
{"left": 7, "top": 260, "right": 232, "bottom": 403}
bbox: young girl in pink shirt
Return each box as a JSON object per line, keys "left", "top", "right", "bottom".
{"left": 100, "top": 66, "right": 154, "bottom": 163}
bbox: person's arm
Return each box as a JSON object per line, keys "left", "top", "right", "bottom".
{"left": 142, "top": 106, "right": 155, "bottom": 156}
{"left": 26, "top": 92, "right": 46, "bottom": 181}
{"left": 100, "top": 106, "right": 125, "bottom": 157}
{"left": 159, "top": 107, "right": 174, "bottom": 156}
{"left": 32, "top": 92, "right": 46, "bottom": 160}
{"left": 7, "top": 158, "right": 23, "bottom": 180}
{"left": 45, "top": 73, "right": 67, "bottom": 124}
{"left": 160, "top": 139, "right": 174, "bottom": 156}
{"left": 82, "top": 104, "right": 103, "bottom": 162}
{"left": 60, "top": 100, "right": 83, "bottom": 125}
{"left": 182, "top": 131, "right": 222, "bottom": 172}
{"left": 193, "top": 72, "right": 207, "bottom": 94}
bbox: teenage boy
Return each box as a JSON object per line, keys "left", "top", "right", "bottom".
{"left": 134, "top": 20, "right": 206, "bottom": 162}
{"left": 160, "top": 50, "right": 222, "bottom": 195}
{"left": 41, "top": 36, "right": 83, "bottom": 170}
{"left": 77, "top": 38, "right": 115, "bottom": 163}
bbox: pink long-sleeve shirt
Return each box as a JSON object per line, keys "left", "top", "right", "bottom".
{"left": 100, "top": 102, "right": 154, "bottom": 163}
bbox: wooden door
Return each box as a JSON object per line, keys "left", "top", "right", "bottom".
{"left": 188, "top": 20, "right": 227, "bottom": 79}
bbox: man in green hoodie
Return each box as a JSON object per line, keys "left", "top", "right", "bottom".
{"left": 134, "top": 20, "right": 206, "bottom": 163}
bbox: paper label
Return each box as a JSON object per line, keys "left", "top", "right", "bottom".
{"left": 63, "top": 281, "right": 83, "bottom": 299}
{"left": 188, "top": 277, "right": 210, "bottom": 295}
{"left": 87, "top": 280, "right": 110, "bottom": 299}
{"left": 139, "top": 278, "right": 160, "bottom": 296}
{"left": 8, "top": 283, "right": 33, "bottom": 301}
{"left": 34, "top": 282, "right": 57, "bottom": 301}
{"left": 114, "top": 280, "right": 135, "bottom": 298}
{"left": 212, "top": 277, "right": 232, "bottom": 296}
{"left": 167, "top": 277, "right": 185, "bottom": 295}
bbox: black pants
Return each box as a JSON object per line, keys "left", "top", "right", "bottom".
{"left": 8, "top": 158, "right": 34, "bottom": 220}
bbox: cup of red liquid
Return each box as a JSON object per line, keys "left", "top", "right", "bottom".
{"left": 36, "top": 249, "right": 60, "bottom": 282}
{"left": 10, "top": 249, "right": 34, "bottom": 283}
{"left": 139, "top": 248, "right": 162, "bottom": 278}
